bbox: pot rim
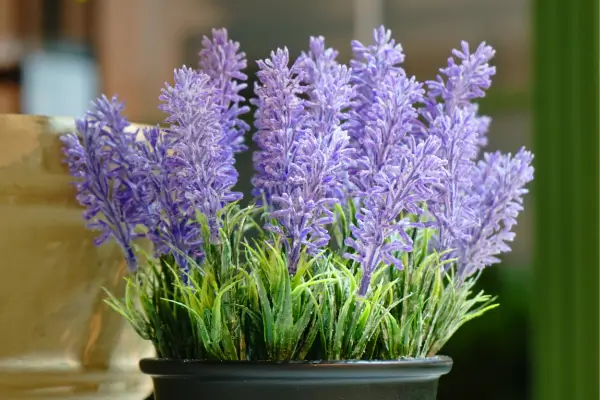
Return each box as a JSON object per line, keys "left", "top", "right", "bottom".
{"left": 140, "top": 356, "right": 452, "bottom": 383}
{"left": 141, "top": 355, "right": 451, "bottom": 366}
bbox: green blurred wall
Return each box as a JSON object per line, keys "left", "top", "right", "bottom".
{"left": 532, "top": 0, "right": 599, "bottom": 399}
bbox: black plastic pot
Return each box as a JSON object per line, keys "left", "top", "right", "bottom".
{"left": 140, "top": 356, "right": 452, "bottom": 400}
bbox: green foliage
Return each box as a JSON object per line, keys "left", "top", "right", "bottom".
{"left": 105, "top": 203, "right": 498, "bottom": 361}
{"left": 377, "top": 228, "right": 498, "bottom": 358}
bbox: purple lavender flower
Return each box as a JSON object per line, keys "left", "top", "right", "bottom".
{"left": 424, "top": 41, "right": 496, "bottom": 155}
{"left": 267, "top": 192, "right": 336, "bottom": 271}
{"left": 133, "top": 126, "right": 204, "bottom": 276}
{"left": 426, "top": 106, "right": 481, "bottom": 263}
{"left": 345, "top": 136, "right": 446, "bottom": 295}
{"left": 61, "top": 96, "right": 143, "bottom": 270}
{"left": 159, "top": 66, "right": 242, "bottom": 245}
{"left": 349, "top": 73, "right": 425, "bottom": 194}
{"left": 296, "top": 36, "right": 356, "bottom": 200}
{"left": 251, "top": 47, "right": 307, "bottom": 202}
{"left": 253, "top": 42, "right": 355, "bottom": 272}
{"left": 349, "top": 26, "right": 406, "bottom": 99}
{"left": 159, "top": 66, "right": 214, "bottom": 129}
{"left": 348, "top": 26, "right": 408, "bottom": 146}
{"left": 426, "top": 41, "right": 495, "bottom": 111}
{"left": 456, "top": 148, "right": 534, "bottom": 278}
{"left": 346, "top": 26, "right": 424, "bottom": 199}
{"left": 343, "top": 26, "right": 452, "bottom": 293}
{"left": 423, "top": 42, "right": 496, "bottom": 266}
{"left": 296, "top": 36, "right": 342, "bottom": 98}
{"left": 64, "top": 65, "right": 241, "bottom": 276}
{"left": 464, "top": 103, "right": 491, "bottom": 152}
{"left": 199, "top": 28, "right": 250, "bottom": 153}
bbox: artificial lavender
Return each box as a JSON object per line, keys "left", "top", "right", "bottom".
{"left": 64, "top": 55, "right": 243, "bottom": 274}
{"left": 296, "top": 36, "right": 356, "bottom": 201}
{"left": 426, "top": 106, "right": 481, "bottom": 265}
{"left": 251, "top": 47, "right": 306, "bottom": 203}
{"left": 61, "top": 96, "right": 143, "bottom": 270}
{"left": 347, "top": 27, "right": 424, "bottom": 194}
{"left": 424, "top": 41, "right": 496, "bottom": 154}
{"left": 199, "top": 28, "right": 251, "bottom": 153}
{"left": 348, "top": 26, "right": 407, "bottom": 147}
{"left": 423, "top": 41, "right": 497, "bottom": 270}
{"left": 133, "top": 125, "right": 204, "bottom": 274}
{"left": 345, "top": 136, "right": 446, "bottom": 295}
{"left": 253, "top": 40, "right": 354, "bottom": 271}
{"left": 64, "top": 26, "right": 534, "bottom": 296}
{"left": 159, "top": 66, "right": 242, "bottom": 244}
{"left": 342, "top": 28, "right": 439, "bottom": 294}
{"left": 456, "top": 148, "right": 534, "bottom": 278}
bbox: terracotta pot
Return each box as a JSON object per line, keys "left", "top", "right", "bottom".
{"left": 0, "top": 114, "right": 154, "bottom": 399}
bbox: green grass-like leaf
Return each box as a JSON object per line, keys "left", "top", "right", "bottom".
{"left": 104, "top": 204, "right": 498, "bottom": 361}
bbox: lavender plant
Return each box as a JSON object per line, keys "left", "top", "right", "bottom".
{"left": 199, "top": 28, "right": 251, "bottom": 154}
{"left": 64, "top": 26, "right": 533, "bottom": 361}
{"left": 61, "top": 96, "right": 145, "bottom": 270}
{"left": 253, "top": 41, "right": 355, "bottom": 273}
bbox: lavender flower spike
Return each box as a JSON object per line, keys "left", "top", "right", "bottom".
{"left": 424, "top": 41, "right": 496, "bottom": 153}
{"left": 296, "top": 36, "right": 356, "bottom": 200}
{"left": 458, "top": 147, "right": 534, "bottom": 278}
{"left": 424, "top": 42, "right": 496, "bottom": 265}
{"left": 345, "top": 136, "right": 446, "bottom": 296}
{"left": 263, "top": 39, "right": 355, "bottom": 272}
{"left": 349, "top": 25, "right": 408, "bottom": 146}
{"left": 349, "top": 72, "right": 425, "bottom": 194}
{"left": 134, "top": 126, "right": 204, "bottom": 276}
{"left": 160, "top": 66, "right": 242, "bottom": 245}
{"left": 350, "top": 25, "right": 406, "bottom": 94}
{"left": 251, "top": 47, "right": 306, "bottom": 203}
{"left": 347, "top": 26, "right": 425, "bottom": 200}
{"left": 426, "top": 41, "right": 496, "bottom": 112}
{"left": 297, "top": 36, "right": 341, "bottom": 95}
{"left": 427, "top": 105, "right": 481, "bottom": 264}
{"left": 61, "top": 96, "right": 143, "bottom": 270}
{"left": 199, "top": 28, "right": 250, "bottom": 153}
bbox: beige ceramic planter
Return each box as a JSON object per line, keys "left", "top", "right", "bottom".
{"left": 0, "top": 115, "right": 154, "bottom": 399}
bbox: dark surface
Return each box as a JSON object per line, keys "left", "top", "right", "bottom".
{"left": 141, "top": 357, "right": 452, "bottom": 400}
{"left": 437, "top": 267, "right": 530, "bottom": 400}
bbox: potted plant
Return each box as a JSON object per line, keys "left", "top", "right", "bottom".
{"left": 61, "top": 26, "right": 534, "bottom": 400}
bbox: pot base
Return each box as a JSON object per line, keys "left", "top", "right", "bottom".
{"left": 141, "top": 357, "right": 452, "bottom": 400}
{"left": 152, "top": 378, "right": 439, "bottom": 400}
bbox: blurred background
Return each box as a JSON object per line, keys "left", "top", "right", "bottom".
{"left": 0, "top": 0, "right": 533, "bottom": 398}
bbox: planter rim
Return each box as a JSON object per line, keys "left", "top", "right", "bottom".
{"left": 140, "top": 356, "right": 452, "bottom": 383}
{"left": 141, "top": 355, "right": 451, "bottom": 366}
